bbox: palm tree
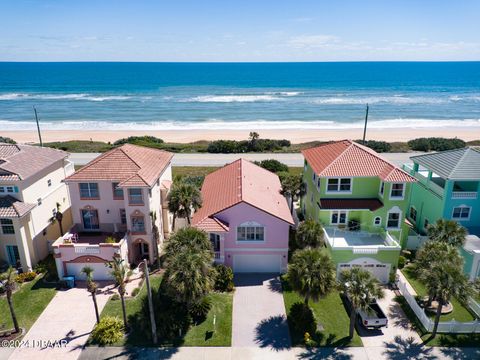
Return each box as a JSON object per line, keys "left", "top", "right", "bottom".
{"left": 81, "top": 266, "right": 100, "bottom": 324}
{"left": 287, "top": 248, "right": 336, "bottom": 305}
{"left": 427, "top": 219, "right": 467, "bottom": 247}
{"left": 279, "top": 173, "right": 306, "bottom": 214}
{"left": 0, "top": 267, "right": 20, "bottom": 333}
{"left": 416, "top": 243, "right": 474, "bottom": 338}
{"left": 163, "top": 227, "right": 213, "bottom": 307}
{"left": 150, "top": 211, "right": 161, "bottom": 268}
{"left": 107, "top": 257, "right": 128, "bottom": 330}
{"left": 167, "top": 181, "right": 202, "bottom": 226}
{"left": 296, "top": 220, "right": 325, "bottom": 249}
{"left": 340, "top": 267, "right": 384, "bottom": 339}
{"left": 50, "top": 202, "right": 64, "bottom": 235}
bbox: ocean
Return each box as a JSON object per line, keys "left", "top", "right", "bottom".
{"left": 0, "top": 62, "right": 479, "bottom": 131}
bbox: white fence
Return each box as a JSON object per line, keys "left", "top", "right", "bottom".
{"left": 397, "top": 277, "right": 480, "bottom": 333}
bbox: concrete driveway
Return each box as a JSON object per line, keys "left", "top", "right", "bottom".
{"left": 358, "top": 287, "right": 422, "bottom": 348}
{"left": 232, "top": 274, "right": 291, "bottom": 350}
{"left": 9, "top": 282, "right": 115, "bottom": 360}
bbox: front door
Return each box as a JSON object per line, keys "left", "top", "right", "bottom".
{"left": 81, "top": 209, "right": 99, "bottom": 230}
{"left": 6, "top": 245, "right": 20, "bottom": 266}
{"left": 138, "top": 242, "right": 149, "bottom": 259}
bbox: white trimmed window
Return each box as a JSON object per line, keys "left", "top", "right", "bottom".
{"left": 237, "top": 224, "right": 265, "bottom": 242}
{"left": 327, "top": 178, "right": 351, "bottom": 192}
{"left": 1, "top": 219, "right": 15, "bottom": 234}
{"left": 452, "top": 206, "right": 471, "bottom": 220}
{"left": 379, "top": 182, "right": 385, "bottom": 196}
{"left": 128, "top": 188, "right": 144, "bottom": 205}
{"left": 374, "top": 216, "right": 381, "bottom": 226}
{"left": 387, "top": 211, "right": 401, "bottom": 229}
{"left": 131, "top": 215, "right": 145, "bottom": 233}
{"left": 331, "top": 211, "right": 347, "bottom": 225}
{"left": 390, "top": 183, "right": 404, "bottom": 199}
{"left": 409, "top": 207, "right": 417, "bottom": 221}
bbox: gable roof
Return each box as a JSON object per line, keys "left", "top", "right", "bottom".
{"left": 0, "top": 195, "right": 36, "bottom": 218}
{"left": 192, "top": 159, "right": 294, "bottom": 228}
{"left": 302, "top": 140, "right": 416, "bottom": 183}
{"left": 410, "top": 147, "right": 480, "bottom": 180}
{"left": 0, "top": 143, "right": 68, "bottom": 181}
{"left": 66, "top": 144, "right": 173, "bottom": 187}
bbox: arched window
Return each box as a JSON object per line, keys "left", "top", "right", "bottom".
{"left": 373, "top": 216, "right": 381, "bottom": 226}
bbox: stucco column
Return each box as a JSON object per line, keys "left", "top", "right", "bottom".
{"left": 16, "top": 221, "right": 33, "bottom": 271}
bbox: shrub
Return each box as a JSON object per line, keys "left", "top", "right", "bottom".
{"left": 207, "top": 140, "right": 240, "bottom": 153}
{"left": 91, "top": 316, "right": 124, "bottom": 345}
{"left": 0, "top": 136, "right": 16, "bottom": 144}
{"left": 398, "top": 256, "right": 406, "bottom": 269}
{"left": 33, "top": 262, "right": 48, "bottom": 274}
{"left": 131, "top": 287, "right": 140, "bottom": 297}
{"left": 104, "top": 236, "right": 117, "bottom": 244}
{"left": 254, "top": 159, "right": 289, "bottom": 173}
{"left": 288, "top": 302, "right": 317, "bottom": 335}
{"left": 212, "top": 264, "right": 234, "bottom": 292}
{"left": 407, "top": 137, "right": 466, "bottom": 152}
{"left": 113, "top": 136, "right": 164, "bottom": 146}
{"left": 111, "top": 293, "right": 120, "bottom": 301}
{"left": 356, "top": 140, "right": 391, "bottom": 153}
{"left": 16, "top": 271, "right": 37, "bottom": 283}
{"left": 189, "top": 296, "right": 212, "bottom": 324}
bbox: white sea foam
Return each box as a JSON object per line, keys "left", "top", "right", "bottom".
{"left": 1, "top": 118, "right": 479, "bottom": 131}
{"left": 182, "top": 95, "right": 282, "bottom": 103}
{"left": 311, "top": 96, "right": 447, "bottom": 105}
{"left": 0, "top": 93, "right": 133, "bottom": 101}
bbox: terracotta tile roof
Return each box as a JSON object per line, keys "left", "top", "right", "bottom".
{"left": 319, "top": 198, "right": 384, "bottom": 211}
{"left": 195, "top": 217, "right": 229, "bottom": 232}
{"left": 192, "top": 159, "right": 294, "bottom": 227}
{"left": 0, "top": 143, "right": 68, "bottom": 181}
{"left": 66, "top": 144, "right": 173, "bottom": 187}
{"left": 302, "top": 140, "right": 416, "bottom": 183}
{"left": 0, "top": 195, "right": 36, "bottom": 218}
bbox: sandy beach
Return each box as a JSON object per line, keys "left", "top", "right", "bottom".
{"left": 2, "top": 127, "right": 479, "bottom": 144}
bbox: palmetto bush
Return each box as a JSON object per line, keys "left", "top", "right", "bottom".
{"left": 91, "top": 316, "right": 124, "bottom": 345}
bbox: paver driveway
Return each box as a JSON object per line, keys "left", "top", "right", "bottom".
{"left": 9, "top": 282, "right": 115, "bottom": 360}
{"left": 357, "top": 287, "right": 422, "bottom": 348}
{"left": 232, "top": 273, "right": 291, "bottom": 350}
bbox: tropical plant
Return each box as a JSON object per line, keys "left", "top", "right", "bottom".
{"left": 340, "top": 267, "right": 384, "bottom": 339}
{"left": 106, "top": 257, "right": 128, "bottom": 330}
{"left": 254, "top": 159, "right": 289, "bottom": 173}
{"left": 49, "top": 202, "right": 64, "bottom": 236}
{"left": 427, "top": 219, "right": 468, "bottom": 247}
{"left": 416, "top": 242, "right": 474, "bottom": 338}
{"left": 279, "top": 173, "right": 306, "bottom": 214}
{"left": 288, "top": 301, "right": 317, "bottom": 335}
{"left": 82, "top": 266, "right": 100, "bottom": 324}
{"left": 163, "top": 227, "right": 213, "bottom": 307}
{"left": 104, "top": 236, "right": 117, "bottom": 244}
{"left": 91, "top": 316, "right": 124, "bottom": 345}
{"left": 167, "top": 181, "right": 202, "bottom": 226}
{"left": 0, "top": 267, "right": 20, "bottom": 333}
{"left": 189, "top": 296, "right": 212, "bottom": 324}
{"left": 287, "top": 248, "right": 336, "bottom": 305}
{"left": 150, "top": 211, "right": 161, "bottom": 268}
{"left": 15, "top": 271, "right": 36, "bottom": 283}
{"left": 212, "top": 263, "right": 234, "bottom": 292}
{"left": 295, "top": 220, "right": 325, "bottom": 249}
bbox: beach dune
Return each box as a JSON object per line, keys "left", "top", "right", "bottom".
{"left": 2, "top": 127, "right": 479, "bottom": 144}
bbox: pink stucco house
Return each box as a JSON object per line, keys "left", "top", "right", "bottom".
{"left": 52, "top": 144, "right": 173, "bottom": 280}
{"left": 192, "top": 159, "right": 293, "bottom": 273}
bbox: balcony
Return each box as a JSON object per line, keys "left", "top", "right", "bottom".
{"left": 323, "top": 226, "right": 400, "bottom": 255}
{"left": 452, "top": 191, "right": 478, "bottom": 200}
{"left": 402, "top": 163, "right": 444, "bottom": 198}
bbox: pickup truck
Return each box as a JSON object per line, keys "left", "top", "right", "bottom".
{"left": 344, "top": 295, "right": 388, "bottom": 329}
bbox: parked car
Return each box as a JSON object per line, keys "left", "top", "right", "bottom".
{"left": 344, "top": 294, "right": 388, "bottom": 329}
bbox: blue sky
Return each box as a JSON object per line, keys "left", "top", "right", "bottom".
{"left": 1, "top": 0, "right": 479, "bottom": 61}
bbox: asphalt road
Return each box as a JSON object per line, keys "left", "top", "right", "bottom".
{"left": 69, "top": 152, "right": 421, "bottom": 167}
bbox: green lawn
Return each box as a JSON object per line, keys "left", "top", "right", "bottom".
{"left": 0, "top": 275, "right": 56, "bottom": 333}
{"left": 172, "top": 166, "right": 303, "bottom": 178}
{"left": 401, "top": 266, "right": 476, "bottom": 322}
{"left": 282, "top": 280, "right": 362, "bottom": 347}
{"left": 98, "top": 275, "right": 232, "bottom": 347}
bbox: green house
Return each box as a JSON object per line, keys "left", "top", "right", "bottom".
{"left": 301, "top": 140, "right": 416, "bottom": 283}
{"left": 403, "top": 147, "right": 480, "bottom": 280}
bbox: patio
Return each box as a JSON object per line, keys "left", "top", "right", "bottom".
{"left": 324, "top": 227, "right": 399, "bottom": 248}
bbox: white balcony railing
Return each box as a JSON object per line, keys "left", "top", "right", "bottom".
{"left": 452, "top": 191, "right": 478, "bottom": 199}
{"left": 74, "top": 246, "right": 101, "bottom": 254}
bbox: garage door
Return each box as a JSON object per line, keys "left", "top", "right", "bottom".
{"left": 65, "top": 262, "right": 112, "bottom": 281}
{"left": 338, "top": 262, "right": 391, "bottom": 283}
{"left": 233, "top": 254, "right": 281, "bottom": 273}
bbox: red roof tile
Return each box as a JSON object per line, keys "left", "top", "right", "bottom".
{"left": 192, "top": 159, "right": 294, "bottom": 227}
{"left": 0, "top": 195, "right": 36, "bottom": 218}
{"left": 195, "top": 217, "right": 229, "bottom": 232}
{"left": 66, "top": 144, "right": 173, "bottom": 187}
{"left": 319, "top": 198, "right": 384, "bottom": 211}
{"left": 302, "top": 140, "right": 416, "bottom": 182}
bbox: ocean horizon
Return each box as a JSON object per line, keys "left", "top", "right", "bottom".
{"left": 1, "top": 61, "right": 480, "bottom": 131}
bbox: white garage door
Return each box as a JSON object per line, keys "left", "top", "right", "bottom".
{"left": 338, "top": 262, "right": 391, "bottom": 284}
{"left": 66, "top": 262, "right": 112, "bottom": 281}
{"left": 233, "top": 254, "right": 282, "bottom": 273}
